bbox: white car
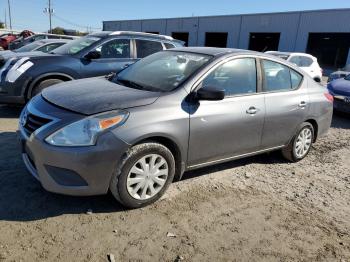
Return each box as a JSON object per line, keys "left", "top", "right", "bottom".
{"left": 266, "top": 51, "right": 323, "bottom": 82}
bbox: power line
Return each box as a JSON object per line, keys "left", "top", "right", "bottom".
{"left": 52, "top": 14, "right": 101, "bottom": 31}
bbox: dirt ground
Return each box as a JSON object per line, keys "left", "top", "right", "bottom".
{"left": 0, "top": 105, "right": 349, "bottom": 262}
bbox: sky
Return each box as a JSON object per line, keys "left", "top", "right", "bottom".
{"left": 0, "top": 0, "right": 349, "bottom": 32}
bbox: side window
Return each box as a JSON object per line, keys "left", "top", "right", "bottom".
{"left": 300, "top": 56, "right": 313, "bottom": 67}
{"left": 95, "top": 39, "right": 130, "bottom": 59}
{"left": 262, "top": 60, "right": 292, "bottom": 91}
{"left": 136, "top": 39, "right": 163, "bottom": 58}
{"left": 37, "top": 43, "right": 63, "bottom": 53}
{"left": 290, "top": 69, "right": 303, "bottom": 89}
{"left": 202, "top": 58, "right": 257, "bottom": 97}
{"left": 164, "top": 42, "right": 175, "bottom": 49}
{"left": 289, "top": 56, "right": 302, "bottom": 66}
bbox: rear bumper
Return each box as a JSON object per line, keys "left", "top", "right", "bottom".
{"left": 334, "top": 98, "right": 350, "bottom": 113}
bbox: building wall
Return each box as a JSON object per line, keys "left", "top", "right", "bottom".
{"left": 103, "top": 9, "right": 350, "bottom": 52}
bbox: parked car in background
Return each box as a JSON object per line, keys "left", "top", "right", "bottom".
{"left": 328, "top": 64, "right": 350, "bottom": 82}
{"left": 18, "top": 47, "right": 333, "bottom": 208}
{"left": 266, "top": 51, "right": 323, "bottom": 82}
{"left": 0, "top": 31, "right": 184, "bottom": 104}
{"left": 0, "top": 30, "right": 34, "bottom": 50}
{"left": 14, "top": 39, "right": 71, "bottom": 53}
{"left": 327, "top": 74, "right": 350, "bottom": 113}
{"left": 8, "top": 33, "right": 78, "bottom": 50}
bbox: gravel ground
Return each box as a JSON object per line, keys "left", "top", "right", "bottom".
{"left": 0, "top": 105, "right": 349, "bottom": 262}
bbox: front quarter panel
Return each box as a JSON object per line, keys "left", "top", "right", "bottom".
{"left": 111, "top": 88, "right": 190, "bottom": 169}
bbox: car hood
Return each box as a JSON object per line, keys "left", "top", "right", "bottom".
{"left": 328, "top": 78, "right": 350, "bottom": 96}
{"left": 0, "top": 50, "right": 49, "bottom": 60}
{"left": 41, "top": 78, "right": 161, "bottom": 115}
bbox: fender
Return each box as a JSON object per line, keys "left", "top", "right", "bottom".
{"left": 26, "top": 72, "right": 75, "bottom": 100}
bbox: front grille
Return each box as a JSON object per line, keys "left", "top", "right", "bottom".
{"left": 23, "top": 112, "right": 52, "bottom": 136}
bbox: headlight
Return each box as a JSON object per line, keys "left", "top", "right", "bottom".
{"left": 45, "top": 111, "right": 129, "bottom": 147}
{"left": 5, "top": 57, "right": 34, "bottom": 83}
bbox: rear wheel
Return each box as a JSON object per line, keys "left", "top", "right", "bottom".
{"left": 110, "top": 142, "right": 175, "bottom": 208}
{"left": 282, "top": 123, "right": 314, "bottom": 162}
{"left": 31, "top": 79, "right": 64, "bottom": 97}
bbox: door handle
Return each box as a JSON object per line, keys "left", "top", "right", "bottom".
{"left": 246, "top": 107, "right": 258, "bottom": 115}
{"left": 298, "top": 101, "right": 307, "bottom": 108}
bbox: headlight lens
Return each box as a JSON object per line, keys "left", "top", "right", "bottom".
{"left": 45, "top": 111, "right": 129, "bottom": 147}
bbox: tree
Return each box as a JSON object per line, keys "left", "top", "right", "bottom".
{"left": 0, "top": 22, "right": 5, "bottom": 29}
{"left": 51, "top": 27, "right": 65, "bottom": 35}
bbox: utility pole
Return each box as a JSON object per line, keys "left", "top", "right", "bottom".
{"left": 44, "top": 0, "right": 54, "bottom": 33}
{"left": 7, "top": 0, "right": 12, "bottom": 31}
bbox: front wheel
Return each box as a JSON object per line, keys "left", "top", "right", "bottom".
{"left": 282, "top": 123, "right": 314, "bottom": 162}
{"left": 31, "top": 79, "right": 64, "bottom": 97}
{"left": 110, "top": 142, "right": 175, "bottom": 208}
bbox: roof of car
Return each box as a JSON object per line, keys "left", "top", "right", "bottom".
{"left": 266, "top": 51, "right": 316, "bottom": 59}
{"left": 170, "top": 47, "right": 258, "bottom": 56}
{"left": 35, "top": 39, "right": 71, "bottom": 44}
{"left": 90, "top": 31, "right": 176, "bottom": 41}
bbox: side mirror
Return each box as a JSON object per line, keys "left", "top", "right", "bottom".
{"left": 196, "top": 86, "right": 225, "bottom": 101}
{"left": 84, "top": 50, "right": 101, "bottom": 60}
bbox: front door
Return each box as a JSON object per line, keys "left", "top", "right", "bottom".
{"left": 187, "top": 57, "right": 265, "bottom": 167}
{"left": 80, "top": 38, "right": 135, "bottom": 78}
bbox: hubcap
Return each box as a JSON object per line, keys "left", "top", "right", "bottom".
{"left": 295, "top": 128, "right": 312, "bottom": 158}
{"left": 126, "top": 154, "right": 168, "bottom": 200}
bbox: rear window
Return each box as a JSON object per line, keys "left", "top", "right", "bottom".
{"left": 164, "top": 42, "right": 175, "bottom": 49}
{"left": 136, "top": 39, "right": 163, "bottom": 58}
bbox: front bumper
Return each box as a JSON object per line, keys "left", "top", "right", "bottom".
{"left": 17, "top": 97, "right": 130, "bottom": 196}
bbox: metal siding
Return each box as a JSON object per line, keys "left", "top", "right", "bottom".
{"left": 166, "top": 18, "right": 199, "bottom": 46}
{"left": 295, "top": 10, "right": 350, "bottom": 51}
{"left": 103, "top": 9, "right": 350, "bottom": 52}
{"left": 141, "top": 19, "right": 167, "bottom": 34}
{"left": 238, "top": 13, "right": 300, "bottom": 51}
{"left": 197, "top": 16, "right": 241, "bottom": 47}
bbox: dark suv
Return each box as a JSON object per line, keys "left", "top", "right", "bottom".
{"left": 0, "top": 31, "right": 184, "bottom": 104}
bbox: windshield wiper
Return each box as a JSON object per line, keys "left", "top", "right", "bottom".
{"left": 116, "top": 78, "right": 147, "bottom": 90}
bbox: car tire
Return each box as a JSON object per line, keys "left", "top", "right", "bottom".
{"left": 110, "top": 142, "right": 175, "bottom": 209}
{"left": 282, "top": 122, "right": 314, "bottom": 162}
{"left": 32, "top": 79, "right": 64, "bottom": 97}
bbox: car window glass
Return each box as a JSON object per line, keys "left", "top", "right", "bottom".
{"left": 94, "top": 39, "right": 130, "bottom": 59}
{"left": 136, "top": 40, "right": 163, "bottom": 58}
{"left": 289, "top": 56, "right": 302, "bottom": 66}
{"left": 34, "top": 35, "right": 46, "bottom": 41}
{"left": 300, "top": 56, "right": 313, "bottom": 67}
{"left": 52, "top": 36, "right": 101, "bottom": 55}
{"left": 164, "top": 43, "right": 175, "bottom": 49}
{"left": 290, "top": 69, "right": 303, "bottom": 89}
{"left": 202, "top": 58, "right": 257, "bottom": 96}
{"left": 37, "top": 43, "right": 64, "bottom": 53}
{"left": 262, "top": 60, "right": 292, "bottom": 91}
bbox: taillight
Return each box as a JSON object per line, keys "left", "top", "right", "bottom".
{"left": 324, "top": 93, "right": 334, "bottom": 103}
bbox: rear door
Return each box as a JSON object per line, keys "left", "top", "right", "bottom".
{"left": 79, "top": 38, "right": 135, "bottom": 78}
{"left": 188, "top": 57, "right": 266, "bottom": 167}
{"left": 260, "top": 59, "right": 309, "bottom": 148}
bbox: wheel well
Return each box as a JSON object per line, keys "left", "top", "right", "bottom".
{"left": 305, "top": 119, "right": 318, "bottom": 142}
{"left": 135, "top": 136, "right": 184, "bottom": 181}
{"left": 27, "top": 74, "right": 73, "bottom": 99}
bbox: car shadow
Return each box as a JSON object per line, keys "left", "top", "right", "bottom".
{"left": 0, "top": 114, "right": 348, "bottom": 222}
{"left": 0, "top": 105, "right": 23, "bottom": 118}
{"left": 332, "top": 112, "right": 350, "bottom": 129}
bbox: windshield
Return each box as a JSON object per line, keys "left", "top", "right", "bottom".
{"left": 345, "top": 74, "right": 350, "bottom": 81}
{"left": 114, "top": 51, "right": 212, "bottom": 92}
{"left": 15, "top": 42, "right": 41, "bottom": 52}
{"left": 52, "top": 36, "right": 100, "bottom": 55}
